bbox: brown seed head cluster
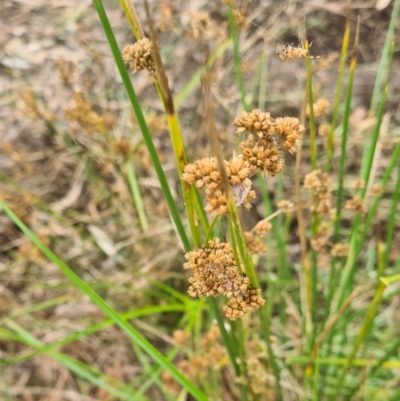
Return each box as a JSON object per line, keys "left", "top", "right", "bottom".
{"left": 331, "top": 243, "right": 350, "bottom": 258}
{"left": 307, "top": 98, "right": 330, "bottom": 117}
{"left": 303, "top": 169, "right": 332, "bottom": 217}
{"left": 65, "top": 92, "right": 111, "bottom": 134}
{"left": 0, "top": 192, "right": 38, "bottom": 225}
{"left": 184, "top": 239, "right": 265, "bottom": 320}
{"left": 223, "top": 288, "right": 265, "bottom": 320}
{"left": 243, "top": 340, "right": 270, "bottom": 396}
{"left": 345, "top": 198, "right": 367, "bottom": 214}
{"left": 277, "top": 199, "right": 295, "bottom": 214}
{"left": 244, "top": 220, "right": 272, "bottom": 255}
{"left": 352, "top": 180, "right": 366, "bottom": 190}
{"left": 162, "top": 326, "right": 225, "bottom": 395}
{"left": 182, "top": 156, "right": 255, "bottom": 215}
{"left": 54, "top": 59, "right": 77, "bottom": 84}
{"left": 310, "top": 223, "right": 331, "bottom": 252}
{"left": 21, "top": 90, "right": 54, "bottom": 122}
{"left": 312, "top": 52, "right": 340, "bottom": 72}
{"left": 113, "top": 139, "right": 133, "bottom": 159}
{"left": 122, "top": 38, "right": 156, "bottom": 77}
{"left": 234, "top": 109, "right": 304, "bottom": 176}
{"left": 369, "top": 184, "right": 383, "bottom": 197}
{"left": 172, "top": 330, "right": 191, "bottom": 347}
{"left": 157, "top": 3, "right": 178, "bottom": 33}
{"left": 183, "top": 11, "right": 226, "bottom": 41}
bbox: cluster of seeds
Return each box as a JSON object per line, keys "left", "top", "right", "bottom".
{"left": 244, "top": 220, "right": 272, "bottom": 255}
{"left": 65, "top": 92, "right": 112, "bottom": 134}
{"left": 307, "top": 98, "right": 331, "bottom": 117}
{"left": 184, "top": 239, "right": 265, "bottom": 320}
{"left": 21, "top": 90, "right": 54, "bottom": 122}
{"left": 345, "top": 197, "right": 366, "bottom": 214}
{"left": 303, "top": 169, "right": 333, "bottom": 217}
{"left": 162, "top": 326, "right": 225, "bottom": 394}
{"left": 181, "top": 109, "right": 304, "bottom": 319}
{"left": 234, "top": 109, "right": 304, "bottom": 177}
{"left": 331, "top": 243, "right": 350, "bottom": 257}
{"left": 122, "top": 38, "right": 156, "bottom": 77}
{"left": 183, "top": 11, "right": 226, "bottom": 41}
{"left": 182, "top": 156, "right": 255, "bottom": 215}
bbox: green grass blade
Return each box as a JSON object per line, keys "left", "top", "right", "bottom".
{"left": 175, "top": 40, "right": 231, "bottom": 108}
{"left": 325, "top": 47, "right": 357, "bottom": 321}
{"left": 332, "top": 41, "right": 395, "bottom": 312}
{"left": 208, "top": 298, "right": 249, "bottom": 401}
{"left": 125, "top": 159, "right": 148, "bottom": 231}
{"left": 259, "top": 286, "right": 283, "bottom": 400}
{"left": 330, "top": 278, "right": 390, "bottom": 400}
{"left": 286, "top": 356, "right": 400, "bottom": 369}
{"left": 305, "top": 43, "right": 317, "bottom": 171}
{"left": 226, "top": 5, "right": 248, "bottom": 111}
{"left": 382, "top": 159, "right": 400, "bottom": 270}
{"left": 0, "top": 200, "right": 209, "bottom": 401}
{"left": 2, "top": 305, "right": 187, "bottom": 366}
{"left": 369, "top": 0, "right": 400, "bottom": 112}
{"left": 4, "top": 319, "right": 135, "bottom": 400}
{"left": 325, "top": 0, "right": 351, "bottom": 171}
{"left": 361, "top": 40, "right": 395, "bottom": 182}
{"left": 91, "top": 0, "right": 190, "bottom": 252}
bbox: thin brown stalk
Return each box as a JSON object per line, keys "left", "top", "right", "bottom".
{"left": 295, "top": 85, "right": 313, "bottom": 349}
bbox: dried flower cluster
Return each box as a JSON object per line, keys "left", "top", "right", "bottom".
{"left": 21, "top": 90, "right": 54, "bottom": 121}
{"left": 0, "top": 192, "right": 38, "bottom": 225}
{"left": 331, "top": 243, "right": 350, "bottom": 257}
{"left": 234, "top": 109, "right": 304, "bottom": 176}
{"left": 113, "top": 138, "right": 133, "bottom": 159}
{"left": 122, "top": 38, "right": 156, "bottom": 77}
{"left": 310, "top": 223, "right": 331, "bottom": 252}
{"left": 312, "top": 51, "right": 339, "bottom": 71}
{"left": 345, "top": 198, "right": 367, "bottom": 214}
{"left": 307, "top": 98, "right": 330, "bottom": 117}
{"left": 65, "top": 92, "right": 112, "bottom": 134}
{"left": 183, "top": 11, "right": 226, "bottom": 41}
{"left": 303, "top": 169, "right": 333, "bottom": 217}
{"left": 241, "top": 340, "right": 271, "bottom": 396}
{"left": 182, "top": 156, "right": 255, "bottom": 215}
{"left": 277, "top": 199, "right": 295, "bottom": 214}
{"left": 162, "top": 326, "right": 225, "bottom": 394}
{"left": 369, "top": 184, "right": 383, "bottom": 197}
{"left": 54, "top": 59, "right": 77, "bottom": 84}
{"left": 244, "top": 220, "right": 272, "bottom": 255}
{"left": 184, "top": 239, "right": 265, "bottom": 320}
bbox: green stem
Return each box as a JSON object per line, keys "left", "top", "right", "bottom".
{"left": 92, "top": 0, "right": 190, "bottom": 251}
{"left": 330, "top": 279, "right": 387, "bottom": 400}
{"left": 125, "top": 159, "right": 148, "bottom": 231}
{"left": 226, "top": 6, "right": 248, "bottom": 111}
{"left": 259, "top": 286, "right": 283, "bottom": 400}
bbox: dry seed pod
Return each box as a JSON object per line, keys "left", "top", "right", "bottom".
{"left": 276, "top": 41, "right": 319, "bottom": 61}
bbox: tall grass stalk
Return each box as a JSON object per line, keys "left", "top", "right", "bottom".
{"left": 92, "top": 0, "right": 191, "bottom": 251}
{"left": 324, "top": 18, "right": 360, "bottom": 322}
{"left": 333, "top": 39, "right": 394, "bottom": 313}
{"left": 226, "top": 5, "right": 248, "bottom": 111}
{"left": 325, "top": 0, "right": 352, "bottom": 171}
{"left": 125, "top": 159, "right": 149, "bottom": 230}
